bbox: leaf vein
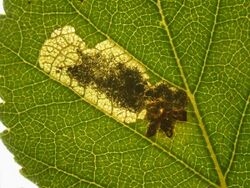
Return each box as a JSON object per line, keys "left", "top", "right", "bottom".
{"left": 156, "top": 0, "right": 227, "bottom": 187}
{"left": 193, "top": 0, "right": 221, "bottom": 95}
{"left": 224, "top": 94, "right": 250, "bottom": 178}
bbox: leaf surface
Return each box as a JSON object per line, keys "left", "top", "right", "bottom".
{"left": 0, "top": 0, "right": 249, "bottom": 187}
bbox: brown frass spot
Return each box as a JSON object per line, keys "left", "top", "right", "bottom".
{"left": 67, "top": 51, "right": 188, "bottom": 138}
{"left": 67, "top": 51, "right": 147, "bottom": 112}
{"left": 144, "top": 83, "right": 187, "bottom": 138}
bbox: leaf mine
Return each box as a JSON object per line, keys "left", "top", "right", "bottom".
{"left": 39, "top": 25, "right": 188, "bottom": 137}
{"left": 39, "top": 25, "right": 147, "bottom": 123}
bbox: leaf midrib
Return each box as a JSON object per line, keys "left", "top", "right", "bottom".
{"left": 156, "top": 0, "right": 227, "bottom": 187}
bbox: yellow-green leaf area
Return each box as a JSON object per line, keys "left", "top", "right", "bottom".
{"left": 0, "top": 0, "right": 249, "bottom": 187}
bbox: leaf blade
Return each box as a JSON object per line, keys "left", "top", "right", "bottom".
{"left": 0, "top": 0, "right": 249, "bottom": 187}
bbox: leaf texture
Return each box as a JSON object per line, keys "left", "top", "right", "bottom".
{"left": 0, "top": 0, "right": 249, "bottom": 187}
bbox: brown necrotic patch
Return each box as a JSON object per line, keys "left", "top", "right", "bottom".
{"left": 67, "top": 50, "right": 187, "bottom": 138}
{"left": 144, "top": 83, "right": 187, "bottom": 138}
{"left": 67, "top": 51, "right": 147, "bottom": 112}
{"left": 39, "top": 25, "right": 188, "bottom": 138}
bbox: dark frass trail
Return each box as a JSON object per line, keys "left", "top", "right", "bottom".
{"left": 67, "top": 50, "right": 188, "bottom": 138}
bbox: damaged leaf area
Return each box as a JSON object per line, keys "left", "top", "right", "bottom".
{"left": 39, "top": 25, "right": 147, "bottom": 123}
{"left": 0, "top": 0, "right": 249, "bottom": 188}
{"left": 39, "top": 25, "right": 188, "bottom": 137}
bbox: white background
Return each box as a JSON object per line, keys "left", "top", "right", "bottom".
{"left": 0, "top": 0, "right": 37, "bottom": 187}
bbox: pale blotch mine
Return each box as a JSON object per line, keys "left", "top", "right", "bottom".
{"left": 39, "top": 25, "right": 146, "bottom": 123}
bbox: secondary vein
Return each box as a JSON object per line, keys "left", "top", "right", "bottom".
{"left": 224, "top": 94, "right": 250, "bottom": 178}
{"left": 193, "top": 0, "right": 221, "bottom": 95}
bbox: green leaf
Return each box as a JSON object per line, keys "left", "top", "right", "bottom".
{"left": 0, "top": 0, "right": 249, "bottom": 187}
